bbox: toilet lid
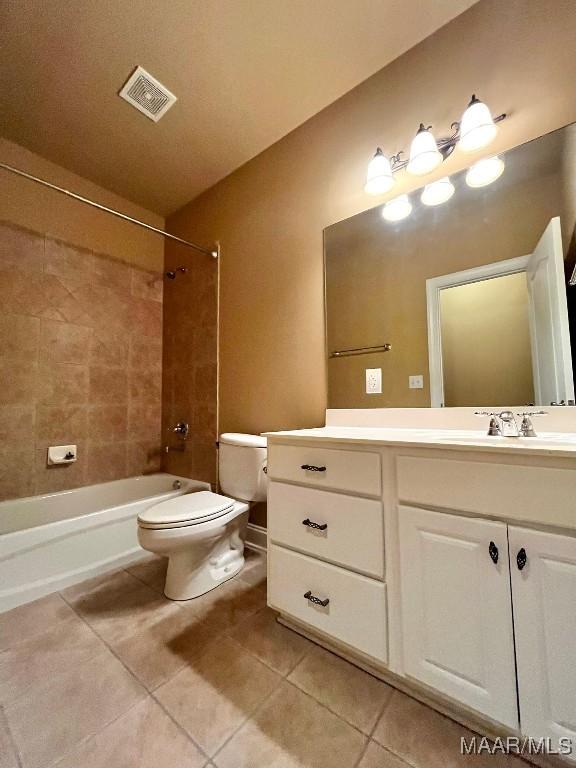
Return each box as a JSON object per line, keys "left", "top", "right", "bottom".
{"left": 138, "top": 491, "right": 235, "bottom": 529}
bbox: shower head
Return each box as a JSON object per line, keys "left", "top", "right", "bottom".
{"left": 165, "top": 266, "right": 188, "bottom": 280}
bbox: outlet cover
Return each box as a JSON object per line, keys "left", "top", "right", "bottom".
{"left": 409, "top": 375, "right": 424, "bottom": 389}
{"left": 366, "top": 368, "right": 382, "bottom": 394}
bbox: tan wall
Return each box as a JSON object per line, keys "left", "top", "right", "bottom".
{"left": 441, "top": 274, "right": 534, "bottom": 407}
{"left": 0, "top": 138, "right": 164, "bottom": 271}
{"left": 167, "top": 0, "right": 576, "bottom": 439}
{"left": 0, "top": 144, "right": 164, "bottom": 501}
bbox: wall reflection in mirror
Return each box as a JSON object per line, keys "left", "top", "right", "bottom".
{"left": 325, "top": 123, "right": 576, "bottom": 408}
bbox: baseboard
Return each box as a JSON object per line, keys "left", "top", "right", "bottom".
{"left": 245, "top": 523, "right": 267, "bottom": 552}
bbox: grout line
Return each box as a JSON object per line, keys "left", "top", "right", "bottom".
{"left": 149, "top": 690, "right": 210, "bottom": 763}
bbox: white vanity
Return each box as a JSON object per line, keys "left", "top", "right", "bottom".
{"left": 265, "top": 409, "right": 576, "bottom": 754}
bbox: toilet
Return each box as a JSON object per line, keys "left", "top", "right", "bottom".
{"left": 137, "top": 433, "right": 267, "bottom": 600}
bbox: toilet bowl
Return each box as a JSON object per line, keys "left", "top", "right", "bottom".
{"left": 137, "top": 433, "right": 267, "bottom": 600}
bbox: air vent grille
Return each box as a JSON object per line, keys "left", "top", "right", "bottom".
{"left": 119, "top": 66, "right": 177, "bottom": 122}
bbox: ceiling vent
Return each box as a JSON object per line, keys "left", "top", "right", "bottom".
{"left": 119, "top": 66, "right": 177, "bottom": 122}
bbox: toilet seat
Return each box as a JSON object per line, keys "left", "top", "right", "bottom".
{"left": 138, "top": 491, "right": 235, "bottom": 530}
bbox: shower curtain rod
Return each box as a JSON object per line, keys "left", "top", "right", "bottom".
{"left": 0, "top": 161, "right": 217, "bottom": 258}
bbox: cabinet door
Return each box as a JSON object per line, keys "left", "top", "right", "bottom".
{"left": 510, "top": 526, "right": 576, "bottom": 752}
{"left": 399, "top": 505, "right": 518, "bottom": 728}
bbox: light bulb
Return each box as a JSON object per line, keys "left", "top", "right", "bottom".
{"left": 465, "top": 155, "right": 505, "bottom": 188}
{"left": 421, "top": 177, "right": 455, "bottom": 206}
{"left": 365, "top": 148, "right": 394, "bottom": 195}
{"left": 382, "top": 194, "right": 412, "bottom": 222}
{"left": 459, "top": 95, "right": 498, "bottom": 152}
{"left": 406, "top": 124, "right": 443, "bottom": 176}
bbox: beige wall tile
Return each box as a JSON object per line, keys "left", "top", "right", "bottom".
{"left": 89, "top": 366, "right": 128, "bottom": 404}
{"left": 0, "top": 446, "right": 35, "bottom": 501}
{"left": 0, "top": 406, "right": 34, "bottom": 448}
{"left": 130, "top": 369, "right": 162, "bottom": 402}
{"left": 0, "top": 361, "right": 37, "bottom": 406}
{"left": 44, "top": 238, "right": 95, "bottom": 284}
{"left": 87, "top": 404, "right": 128, "bottom": 443}
{"left": 39, "top": 319, "right": 91, "bottom": 364}
{"left": 84, "top": 442, "right": 128, "bottom": 484}
{"left": 37, "top": 362, "right": 89, "bottom": 405}
{"left": 131, "top": 267, "right": 163, "bottom": 302}
{"left": 35, "top": 404, "right": 88, "bottom": 447}
{"left": 127, "top": 441, "right": 162, "bottom": 476}
{"left": 128, "top": 401, "right": 161, "bottom": 441}
{"left": 0, "top": 314, "right": 39, "bottom": 361}
{"left": 129, "top": 336, "right": 162, "bottom": 370}
{"left": 0, "top": 222, "right": 44, "bottom": 274}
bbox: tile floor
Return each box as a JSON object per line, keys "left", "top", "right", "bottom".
{"left": 0, "top": 549, "right": 530, "bottom": 768}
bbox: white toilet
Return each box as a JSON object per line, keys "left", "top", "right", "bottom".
{"left": 137, "top": 433, "right": 267, "bottom": 600}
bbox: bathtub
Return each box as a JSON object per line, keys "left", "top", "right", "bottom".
{"left": 0, "top": 474, "right": 209, "bottom": 613}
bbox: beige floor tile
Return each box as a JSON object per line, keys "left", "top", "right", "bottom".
{"left": 229, "top": 607, "right": 312, "bottom": 675}
{"left": 288, "top": 645, "right": 393, "bottom": 733}
{"left": 0, "top": 594, "right": 75, "bottom": 652}
{"left": 4, "top": 647, "right": 146, "bottom": 768}
{"left": 0, "top": 612, "right": 102, "bottom": 703}
{"left": 358, "top": 741, "right": 411, "bottom": 768}
{"left": 214, "top": 680, "right": 366, "bottom": 768}
{"left": 155, "top": 636, "right": 281, "bottom": 756}
{"left": 237, "top": 550, "right": 267, "bottom": 589}
{"left": 372, "top": 689, "right": 521, "bottom": 768}
{"left": 53, "top": 697, "right": 206, "bottom": 768}
{"left": 113, "top": 609, "right": 220, "bottom": 691}
{"left": 186, "top": 576, "right": 266, "bottom": 632}
{"left": 126, "top": 556, "right": 168, "bottom": 593}
{"left": 62, "top": 568, "right": 180, "bottom": 645}
{"left": 0, "top": 706, "right": 19, "bottom": 768}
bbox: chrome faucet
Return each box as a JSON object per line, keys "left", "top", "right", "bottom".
{"left": 475, "top": 410, "right": 547, "bottom": 437}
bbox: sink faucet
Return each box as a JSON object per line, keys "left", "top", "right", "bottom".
{"left": 475, "top": 410, "right": 547, "bottom": 438}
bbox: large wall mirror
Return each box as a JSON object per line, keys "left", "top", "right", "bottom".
{"left": 325, "top": 123, "right": 576, "bottom": 408}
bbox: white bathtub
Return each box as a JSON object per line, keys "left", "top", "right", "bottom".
{"left": 0, "top": 474, "right": 209, "bottom": 613}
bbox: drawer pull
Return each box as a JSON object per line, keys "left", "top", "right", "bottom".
{"left": 301, "top": 464, "right": 327, "bottom": 472}
{"left": 304, "top": 590, "right": 330, "bottom": 607}
{"left": 302, "top": 518, "right": 328, "bottom": 531}
{"left": 488, "top": 540, "right": 499, "bottom": 564}
{"left": 516, "top": 547, "right": 528, "bottom": 571}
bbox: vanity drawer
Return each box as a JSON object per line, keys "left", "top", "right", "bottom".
{"left": 268, "top": 444, "right": 381, "bottom": 497}
{"left": 268, "top": 482, "right": 384, "bottom": 578}
{"left": 268, "top": 544, "right": 388, "bottom": 663}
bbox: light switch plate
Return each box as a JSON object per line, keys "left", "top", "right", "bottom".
{"left": 409, "top": 375, "right": 424, "bottom": 389}
{"left": 366, "top": 368, "right": 382, "bottom": 394}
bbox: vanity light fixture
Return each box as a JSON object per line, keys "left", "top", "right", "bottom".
{"left": 382, "top": 194, "right": 412, "bottom": 222}
{"left": 365, "top": 148, "right": 395, "bottom": 195}
{"left": 458, "top": 95, "right": 498, "bottom": 152}
{"left": 364, "top": 95, "right": 505, "bottom": 194}
{"left": 421, "top": 176, "right": 455, "bottom": 206}
{"left": 465, "top": 155, "right": 505, "bottom": 188}
{"left": 406, "top": 124, "right": 443, "bottom": 176}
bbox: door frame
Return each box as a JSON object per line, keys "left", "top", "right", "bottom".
{"left": 426, "top": 256, "right": 529, "bottom": 407}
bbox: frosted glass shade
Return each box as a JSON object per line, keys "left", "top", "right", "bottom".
{"left": 406, "top": 124, "right": 443, "bottom": 176}
{"left": 382, "top": 194, "right": 412, "bottom": 222}
{"left": 466, "top": 155, "right": 505, "bottom": 188}
{"left": 421, "top": 177, "right": 455, "bottom": 206}
{"left": 365, "top": 148, "right": 394, "bottom": 195}
{"left": 459, "top": 96, "right": 498, "bottom": 152}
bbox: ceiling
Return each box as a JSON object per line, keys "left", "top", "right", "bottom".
{"left": 0, "top": 0, "right": 477, "bottom": 215}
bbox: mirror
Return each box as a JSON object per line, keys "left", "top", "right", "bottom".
{"left": 325, "top": 123, "right": 576, "bottom": 408}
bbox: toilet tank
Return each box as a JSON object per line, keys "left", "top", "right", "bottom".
{"left": 218, "top": 433, "right": 267, "bottom": 502}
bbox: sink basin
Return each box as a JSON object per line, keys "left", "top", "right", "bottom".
{"left": 432, "top": 431, "right": 576, "bottom": 449}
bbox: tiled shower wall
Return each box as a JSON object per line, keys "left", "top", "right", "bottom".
{"left": 0, "top": 221, "right": 163, "bottom": 502}
{"left": 161, "top": 242, "right": 218, "bottom": 488}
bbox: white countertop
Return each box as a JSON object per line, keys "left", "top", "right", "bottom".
{"left": 264, "top": 426, "right": 576, "bottom": 458}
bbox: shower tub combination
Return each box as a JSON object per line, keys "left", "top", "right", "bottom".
{"left": 0, "top": 474, "right": 208, "bottom": 613}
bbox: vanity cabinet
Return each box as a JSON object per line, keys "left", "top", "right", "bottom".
{"left": 398, "top": 506, "right": 518, "bottom": 728}
{"left": 510, "top": 527, "right": 576, "bottom": 748}
{"left": 266, "top": 431, "right": 576, "bottom": 756}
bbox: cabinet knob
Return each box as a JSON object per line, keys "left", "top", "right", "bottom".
{"left": 302, "top": 518, "right": 328, "bottom": 531}
{"left": 301, "top": 464, "right": 326, "bottom": 472}
{"left": 516, "top": 547, "right": 528, "bottom": 571}
{"left": 488, "top": 541, "right": 499, "bottom": 564}
{"left": 303, "top": 590, "right": 329, "bottom": 607}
